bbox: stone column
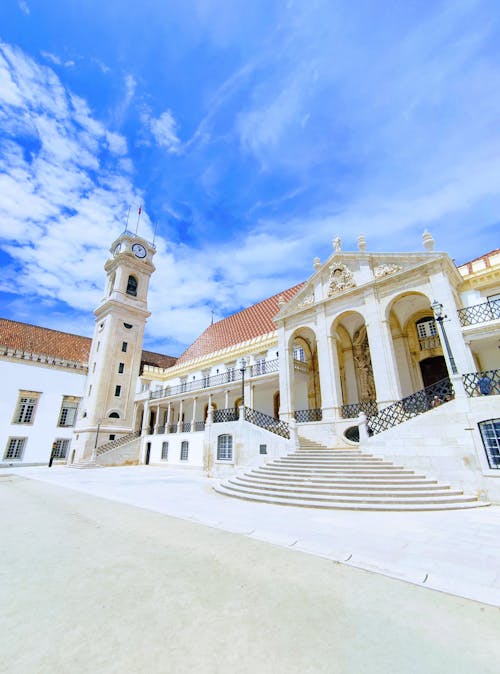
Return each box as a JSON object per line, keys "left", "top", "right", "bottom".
{"left": 192, "top": 397, "right": 197, "bottom": 429}
{"left": 277, "top": 323, "right": 294, "bottom": 421}
{"left": 315, "top": 308, "right": 335, "bottom": 422}
{"left": 141, "top": 400, "right": 149, "bottom": 435}
{"left": 179, "top": 400, "right": 184, "bottom": 432}
{"left": 329, "top": 333, "right": 344, "bottom": 417}
{"left": 153, "top": 403, "right": 160, "bottom": 434}
{"left": 224, "top": 390, "right": 229, "bottom": 409}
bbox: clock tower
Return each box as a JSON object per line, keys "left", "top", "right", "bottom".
{"left": 71, "top": 231, "right": 156, "bottom": 462}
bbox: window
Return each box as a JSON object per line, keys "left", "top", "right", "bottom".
{"left": 180, "top": 379, "right": 187, "bottom": 392}
{"left": 123, "top": 322, "right": 133, "bottom": 329}
{"left": 126, "top": 275, "right": 138, "bottom": 296}
{"left": 226, "top": 366, "right": 236, "bottom": 382}
{"left": 161, "top": 441, "right": 169, "bottom": 460}
{"left": 13, "top": 392, "right": 40, "bottom": 424}
{"left": 121, "top": 342, "right": 128, "bottom": 353}
{"left": 293, "top": 346, "right": 305, "bottom": 362}
{"left": 488, "top": 293, "right": 500, "bottom": 319}
{"left": 58, "top": 396, "right": 79, "bottom": 427}
{"left": 416, "top": 317, "right": 437, "bottom": 339}
{"left": 114, "top": 385, "right": 121, "bottom": 397}
{"left": 4, "top": 437, "right": 26, "bottom": 460}
{"left": 180, "top": 441, "right": 189, "bottom": 461}
{"left": 118, "top": 362, "right": 125, "bottom": 374}
{"left": 479, "top": 419, "right": 500, "bottom": 469}
{"left": 52, "top": 439, "right": 70, "bottom": 459}
{"left": 109, "top": 412, "right": 120, "bottom": 418}
{"left": 109, "top": 434, "right": 115, "bottom": 441}
{"left": 217, "top": 434, "right": 233, "bottom": 461}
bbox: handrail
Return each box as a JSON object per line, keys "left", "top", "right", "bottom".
{"left": 341, "top": 401, "right": 378, "bottom": 419}
{"left": 294, "top": 408, "right": 322, "bottom": 422}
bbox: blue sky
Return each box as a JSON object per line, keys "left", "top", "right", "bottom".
{"left": 0, "top": 0, "right": 499, "bottom": 356}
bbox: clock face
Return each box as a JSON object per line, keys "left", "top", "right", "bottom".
{"left": 132, "top": 243, "right": 147, "bottom": 258}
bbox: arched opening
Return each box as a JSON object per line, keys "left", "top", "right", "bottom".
{"left": 126, "top": 275, "right": 138, "bottom": 296}
{"left": 273, "top": 391, "right": 280, "bottom": 419}
{"left": 289, "top": 327, "right": 321, "bottom": 417}
{"left": 109, "top": 412, "right": 120, "bottom": 419}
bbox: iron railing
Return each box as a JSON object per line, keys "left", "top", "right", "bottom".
{"left": 194, "top": 421, "right": 206, "bottom": 432}
{"left": 341, "top": 400, "right": 378, "bottom": 419}
{"left": 294, "top": 408, "right": 323, "bottom": 422}
{"left": 463, "top": 369, "right": 500, "bottom": 397}
{"left": 157, "top": 425, "right": 165, "bottom": 434}
{"left": 368, "top": 378, "right": 454, "bottom": 435}
{"left": 458, "top": 300, "right": 500, "bottom": 327}
{"left": 168, "top": 424, "right": 178, "bottom": 434}
{"left": 244, "top": 407, "right": 290, "bottom": 439}
{"left": 181, "top": 422, "right": 191, "bottom": 433}
{"left": 151, "top": 359, "right": 280, "bottom": 400}
{"left": 213, "top": 408, "right": 239, "bottom": 423}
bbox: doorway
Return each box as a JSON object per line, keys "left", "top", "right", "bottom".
{"left": 145, "top": 442, "right": 151, "bottom": 465}
{"left": 419, "top": 356, "right": 448, "bottom": 388}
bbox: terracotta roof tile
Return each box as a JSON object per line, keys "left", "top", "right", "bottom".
{"left": 0, "top": 318, "right": 176, "bottom": 369}
{"left": 176, "top": 283, "right": 304, "bottom": 364}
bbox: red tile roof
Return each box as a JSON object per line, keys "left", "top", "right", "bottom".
{"left": 0, "top": 318, "right": 176, "bottom": 370}
{"left": 176, "top": 283, "right": 304, "bottom": 364}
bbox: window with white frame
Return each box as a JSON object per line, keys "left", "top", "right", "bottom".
{"left": 53, "top": 439, "right": 70, "bottom": 459}
{"left": 293, "top": 346, "right": 305, "bottom": 362}
{"left": 13, "top": 391, "right": 40, "bottom": 424}
{"left": 161, "top": 441, "right": 169, "bottom": 460}
{"left": 416, "top": 317, "right": 437, "bottom": 339}
{"left": 217, "top": 434, "right": 233, "bottom": 461}
{"left": 479, "top": 419, "right": 500, "bottom": 469}
{"left": 226, "top": 366, "right": 236, "bottom": 382}
{"left": 4, "top": 437, "right": 27, "bottom": 460}
{"left": 58, "top": 396, "right": 80, "bottom": 427}
{"left": 180, "top": 441, "right": 189, "bottom": 461}
{"left": 488, "top": 293, "right": 500, "bottom": 318}
{"left": 254, "top": 358, "right": 266, "bottom": 375}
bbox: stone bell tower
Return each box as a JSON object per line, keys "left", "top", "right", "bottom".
{"left": 71, "top": 231, "right": 156, "bottom": 462}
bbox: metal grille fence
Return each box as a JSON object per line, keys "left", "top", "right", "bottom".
{"left": 463, "top": 369, "right": 500, "bottom": 397}
{"left": 244, "top": 407, "right": 290, "bottom": 438}
{"left": 368, "top": 378, "right": 454, "bottom": 435}
{"left": 213, "top": 408, "right": 239, "bottom": 423}
{"left": 294, "top": 408, "right": 323, "bottom": 422}
{"left": 194, "top": 421, "right": 205, "bottom": 432}
{"left": 341, "top": 401, "right": 378, "bottom": 419}
{"left": 458, "top": 300, "right": 500, "bottom": 326}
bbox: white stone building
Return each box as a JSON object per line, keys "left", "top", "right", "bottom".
{"left": 1, "top": 229, "right": 499, "bottom": 506}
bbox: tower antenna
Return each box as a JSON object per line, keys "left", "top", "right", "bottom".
{"left": 135, "top": 205, "right": 142, "bottom": 234}
{"left": 125, "top": 205, "right": 131, "bottom": 231}
{"left": 152, "top": 221, "right": 159, "bottom": 245}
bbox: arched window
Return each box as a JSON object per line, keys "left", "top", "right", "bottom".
{"left": 217, "top": 434, "right": 233, "bottom": 461}
{"left": 109, "top": 412, "right": 120, "bottom": 419}
{"left": 126, "top": 275, "right": 138, "bottom": 296}
{"left": 180, "top": 441, "right": 189, "bottom": 461}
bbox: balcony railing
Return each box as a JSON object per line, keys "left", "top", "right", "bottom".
{"left": 213, "top": 408, "right": 239, "bottom": 423}
{"left": 151, "top": 359, "right": 280, "bottom": 400}
{"left": 418, "top": 335, "right": 441, "bottom": 350}
{"left": 458, "top": 300, "right": 500, "bottom": 327}
{"left": 341, "top": 401, "right": 378, "bottom": 419}
{"left": 294, "top": 408, "right": 323, "bottom": 422}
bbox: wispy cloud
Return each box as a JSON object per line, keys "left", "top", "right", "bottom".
{"left": 41, "top": 51, "right": 75, "bottom": 68}
{"left": 18, "top": 1, "right": 30, "bottom": 16}
{"left": 145, "top": 109, "right": 181, "bottom": 153}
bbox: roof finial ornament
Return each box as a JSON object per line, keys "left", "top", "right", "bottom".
{"left": 313, "top": 257, "right": 321, "bottom": 270}
{"left": 423, "top": 229, "right": 435, "bottom": 252}
{"left": 332, "top": 236, "right": 342, "bottom": 253}
{"left": 357, "top": 234, "right": 367, "bottom": 252}
{"left": 278, "top": 294, "right": 286, "bottom": 308}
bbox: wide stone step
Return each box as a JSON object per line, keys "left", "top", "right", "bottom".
{"left": 247, "top": 471, "right": 438, "bottom": 485}
{"left": 228, "top": 479, "right": 460, "bottom": 498}
{"left": 213, "top": 484, "right": 488, "bottom": 511}
{"left": 259, "top": 466, "right": 416, "bottom": 476}
{"left": 237, "top": 475, "right": 449, "bottom": 491}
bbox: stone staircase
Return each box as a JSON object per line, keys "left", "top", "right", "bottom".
{"left": 69, "top": 431, "right": 141, "bottom": 468}
{"left": 214, "top": 438, "right": 489, "bottom": 511}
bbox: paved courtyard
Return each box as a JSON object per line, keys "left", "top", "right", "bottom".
{"left": 1, "top": 465, "right": 500, "bottom": 673}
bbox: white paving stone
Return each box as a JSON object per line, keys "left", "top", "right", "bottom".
{"left": 5, "top": 464, "right": 500, "bottom": 607}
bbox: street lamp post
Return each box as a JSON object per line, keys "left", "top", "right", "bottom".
{"left": 431, "top": 300, "right": 458, "bottom": 375}
{"left": 240, "top": 357, "right": 247, "bottom": 408}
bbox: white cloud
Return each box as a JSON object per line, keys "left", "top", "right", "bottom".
{"left": 41, "top": 51, "right": 75, "bottom": 68}
{"left": 18, "top": 1, "right": 30, "bottom": 16}
{"left": 146, "top": 109, "right": 181, "bottom": 153}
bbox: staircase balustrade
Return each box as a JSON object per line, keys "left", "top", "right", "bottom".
{"left": 341, "top": 401, "right": 378, "bottom": 419}
{"left": 367, "top": 377, "right": 454, "bottom": 435}
{"left": 462, "top": 369, "right": 500, "bottom": 397}
{"left": 96, "top": 430, "right": 141, "bottom": 456}
{"left": 244, "top": 407, "right": 290, "bottom": 439}
{"left": 213, "top": 408, "right": 239, "bottom": 423}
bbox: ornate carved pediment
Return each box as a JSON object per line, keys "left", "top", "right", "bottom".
{"left": 297, "top": 292, "right": 315, "bottom": 308}
{"left": 374, "top": 263, "right": 402, "bottom": 278}
{"left": 328, "top": 263, "right": 356, "bottom": 296}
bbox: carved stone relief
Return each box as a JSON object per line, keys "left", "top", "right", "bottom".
{"left": 352, "top": 325, "right": 376, "bottom": 401}
{"left": 374, "top": 263, "right": 402, "bottom": 278}
{"left": 328, "top": 263, "right": 356, "bottom": 296}
{"left": 298, "top": 292, "right": 314, "bottom": 308}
